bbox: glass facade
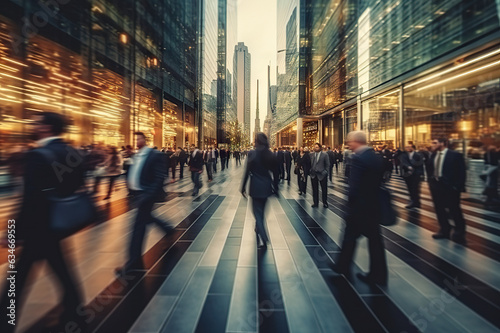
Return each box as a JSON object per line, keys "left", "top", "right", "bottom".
{"left": 0, "top": 0, "right": 198, "bottom": 153}
{"left": 275, "top": 0, "right": 308, "bottom": 143}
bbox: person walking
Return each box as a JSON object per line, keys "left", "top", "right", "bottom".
{"left": 277, "top": 147, "right": 285, "bottom": 180}
{"left": 189, "top": 146, "right": 204, "bottom": 196}
{"left": 333, "top": 131, "right": 388, "bottom": 286}
{"left": 296, "top": 147, "right": 311, "bottom": 195}
{"left": 241, "top": 133, "right": 279, "bottom": 250}
{"left": 177, "top": 147, "right": 188, "bottom": 179}
{"left": 220, "top": 148, "right": 227, "bottom": 171}
{"left": 284, "top": 147, "right": 292, "bottom": 182}
{"left": 399, "top": 144, "right": 424, "bottom": 209}
{"left": 102, "top": 147, "right": 124, "bottom": 200}
{"left": 116, "top": 132, "right": 173, "bottom": 276}
{"left": 0, "top": 112, "right": 86, "bottom": 332}
{"left": 428, "top": 137, "right": 467, "bottom": 244}
{"left": 326, "top": 147, "right": 336, "bottom": 182}
{"left": 310, "top": 143, "right": 330, "bottom": 208}
{"left": 204, "top": 147, "right": 214, "bottom": 181}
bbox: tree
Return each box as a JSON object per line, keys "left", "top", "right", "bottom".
{"left": 226, "top": 120, "right": 249, "bottom": 150}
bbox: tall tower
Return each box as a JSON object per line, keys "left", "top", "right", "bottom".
{"left": 234, "top": 42, "right": 251, "bottom": 143}
{"left": 254, "top": 80, "right": 261, "bottom": 139}
{"left": 263, "top": 65, "right": 273, "bottom": 141}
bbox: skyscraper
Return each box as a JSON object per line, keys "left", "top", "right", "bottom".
{"left": 234, "top": 42, "right": 251, "bottom": 142}
{"left": 254, "top": 80, "right": 261, "bottom": 140}
{"left": 263, "top": 65, "right": 273, "bottom": 141}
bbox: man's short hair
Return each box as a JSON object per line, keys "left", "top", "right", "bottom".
{"left": 40, "top": 112, "right": 68, "bottom": 135}
{"left": 314, "top": 142, "right": 321, "bottom": 147}
{"left": 134, "top": 131, "right": 147, "bottom": 140}
{"left": 436, "top": 137, "right": 448, "bottom": 145}
{"left": 346, "top": 131, "right": 367, "bottom": 144}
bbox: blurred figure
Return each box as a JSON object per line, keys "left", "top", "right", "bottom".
{"left": 333, "top": 131, "right": 388, "bottom": 286}
{"left": 284, "top": 147, "right": 292, "bottom": 182}
{"left": 1, "top": 112, "right": 85, "bottom": 332}
{"left": 343, "top": 146, "right": 352, "bottom": 179}
{"left": 310, "top": 143, "right": 330, "bottom": 208}
{"left": 170, "top": 147, "right": 179, "bottom": 180}
{"left": 277, "top": 147, "right": 285, "bottom": 180}
{"left": 89, "top": 144, "right": 106, "bottom": 193}
{"left": 204, "top": 147, "right": 214, "bottom": 181}
{"left": 122, "top": 145, "right": 135, "bottom": 176}
{"left": 220, "top": 148, "right": 227, "bottom": 171}
{"left": 213, "top": 146, "right": 219, "bottom": 172}
{"left": 296, "top": 147, "right": 311, "bottom": 195}
{"left": 428, "top": 138, "right": 467, "bottom": 243}
{"left": 326, "top": 147, "right": 336, "bottom": 182}
{"left": 165, "top": 147, "right": 174, "bottom": 180}
{"left": 241, "top": 133, "right": 279, "bottom": 250}
{"left": 482, "top": 145, "right": 499, "bottom": 205}
{"left": 102, "top": 147, "right": 124, "bottom": 200}
{"left": 226, "top": 148, "right": 231, "bottom": 169}
{"left": 399, "top": 144, "right": 424, "bottom": 209}
{"left": 292, "top": 147, "right": 298, "bottom": 163}
{"left": 189, "top": 146, "right": 204, "bottom": 196}
{"left": 234, "top": 149, "right": 241, "bottom": 165}
{"left": 116, "top": 132, "right": 173, "bottom": 276}
{"left": 177, "top": 147, "right": 188, "bottom": 179}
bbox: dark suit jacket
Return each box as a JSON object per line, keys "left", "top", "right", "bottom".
{"left": 399, "top": 151, "right": 424, "bottom": 177}
{"left": 220, "top": 149, "right": 227, "bottom": 159}
{"left": 347, "top": 147, "right": 384, "bottom": 228}
{"left": 241, "top": 148, "right": 279, "bottom": 198}
{"left": 18, "top": 139, "right": 86, "bottom": 237}
{"left": 284, "top": 151, "right": 292, "bottom": 166}
{"left": 428, "top": 149, "right": 466, "bottom": 192}
{"left": 310, "top": 151, "right": 330, "bottom": 180}
{"left": 326, "top": 150, "right": 336, "bottom": 166}
{"left": 277, "top": 150, "right": 285, "bottom": 163}
{"left": 129, "top": 148, "right": 168, "bottom": 200}
{"left": 189, "top": 150, "right": 204, "bottom": 171}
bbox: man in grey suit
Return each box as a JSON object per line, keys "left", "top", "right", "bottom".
{"left": 310, "top": 142, "right": 330, "bottom": 208}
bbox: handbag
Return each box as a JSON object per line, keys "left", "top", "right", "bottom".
{"left": 37, "top": 148, "right": 97, "bottom": 235}
{"left": 378, "top": 186, "right": 397, "bottom": 226}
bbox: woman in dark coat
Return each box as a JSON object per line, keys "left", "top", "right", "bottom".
{"left": 241, "top": 133, "right": 279, "bottom": 250}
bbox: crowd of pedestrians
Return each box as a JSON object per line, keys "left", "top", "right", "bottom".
{"left": 0, "top": 110, "right": 491, "bottom": 332}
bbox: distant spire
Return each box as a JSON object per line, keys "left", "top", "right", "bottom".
{"left": 254, "top": 80, "right": 261, "bottom": 134}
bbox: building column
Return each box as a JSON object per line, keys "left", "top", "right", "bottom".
{"left": 399, "top": 83, "right": 405, "bottom": 149}
{"left": 318, "top": 119, "right": 323, "bottom": 145}
{"left": 296, "top": 118, "right": 303, "bottom": 148}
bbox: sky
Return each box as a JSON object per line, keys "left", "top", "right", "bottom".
{"left": 237, "top": 0, "right": 277, "bottom": 137}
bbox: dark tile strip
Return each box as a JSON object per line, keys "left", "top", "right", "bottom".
{"left": 93, "top": 196, "right": 225, "bottom": 333}
{"left": 283, "top": 198, "right": 420, "bottom": 333}
{"left": 196, "top": 199, "right": 246, "bottom": 333}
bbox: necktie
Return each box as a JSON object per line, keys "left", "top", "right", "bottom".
{"left": 434, "top": 152, "right": 442, "bottom": 179}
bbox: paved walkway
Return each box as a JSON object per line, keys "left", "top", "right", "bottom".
{"left": 1, "top": 160, "right": 499, "bottom": 333}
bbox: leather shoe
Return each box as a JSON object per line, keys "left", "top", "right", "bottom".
{"left": 312, "top": 204, "right": 318, "bottom": 208}
{"left": 356, "top": 272, "right": 387, "bottom": 286}
{"left": 323, "top": 203, "right": 329, "bottom": 208}
{"left": 298, "top": 191, "right": 302, "bottom": 195}
{"left": 432, "top": 233, "right": 449, "bottom": 239}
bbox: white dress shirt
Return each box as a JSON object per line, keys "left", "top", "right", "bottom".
{"left": 409, "top": 151, "right": 414, "bottom": 160}
{"left": 128, "top": 146, "right": 151, "bottom": 191}
{"left": 36, "top": 136, "right": 61, "bottom": 147}
{"left": 434, "top": 148, "right": 448, "bottom": 178}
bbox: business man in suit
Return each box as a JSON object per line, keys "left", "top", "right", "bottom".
{"left": 399, "top": 144, "right": 424, "bottom": 209}
{"left": 310, "top": 143, "right": 330, "bottom": 208}
{"left": 204, "top": 147, "right": 214, "bottom": 181}
{"left": 428, "top": 138, "right": 467, "bottom": 243}
{"left": 189, "top": 146, "right": 204, "bottom": 196}
{"left": 0, "top": 112, "right": 85, "bottom": 332}
{"left": 276, "top": 147, "right": 285, "bottom": 180}
{"left": 284, "top": 147, "right": 292, "bottom": 182}
{"left": 116, "top": 132, "right": 173, "bottom": 276}
{"left": 333, "top": 131, "right": 388, "bottom": 286}
{"left": 241, "top": 133, "right": 279, "bottom": 250}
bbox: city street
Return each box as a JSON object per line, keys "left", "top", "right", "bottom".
{"left": 1, "top": 161, "right": 498, "bottom": 333}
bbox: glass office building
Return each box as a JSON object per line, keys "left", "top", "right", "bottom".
{"left": 308, "top": 0, "right": 500, "bottom": 153}
{"left": 0, "top": 0, "right": 197, "bottom": 152}
{"left": 274, "top": 0, "right": 309, "bottom": 147}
